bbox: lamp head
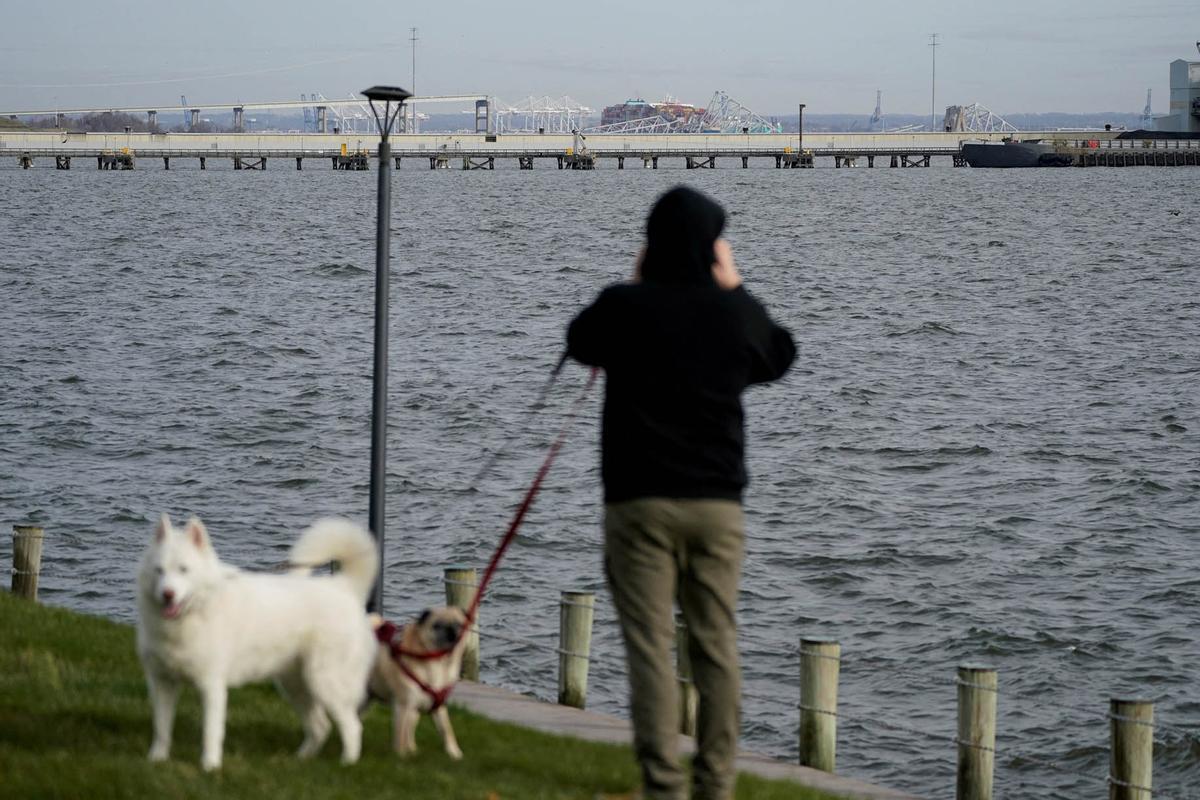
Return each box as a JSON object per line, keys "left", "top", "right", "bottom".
{"left": 362, "top": 86, "right": 413, "bottom": 103}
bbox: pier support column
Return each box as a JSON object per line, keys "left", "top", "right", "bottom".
{"left": 890, "top": 155, "right": 898, "bottom": 168}
{"left": 163, "top": 157, "right": 169, "bottom": 170}
{"left": 488, "top": 157, "right": 494, "bottom": 170}
{"left": 652, "top": 156, "right": 658, "bottom": 169}
{"left": 97, "top": 155, "right": 103, "bottom": 169}
{"left": 394, "top": 157, "right": 402, "bottom": 169}
{"left": 19, "top": 155, "right": 31, "bottom": 169}
{"left": 617, "top": 156, "right": 624, "bottom": 169}
{"left": 742, "top": 156, "right": 749, "bottom": 168}
{"left": 922, "top": 155, "right": 930, "bottom": 167}
{"left": 867, "top": 155, "right": 875, "bottom": 168}
{"left": 834, "top": 156, "right": 842, "bottom": 168}
{"left": 55, "top": 156, "right": 70, "bottom": 170}
{"left": 686, "top": 156, "right": 696, "bottom": 169}
{"left": 557, "top": 156, "right": 564, "bottom": 170}
{"left": 775, "top": 155, "right": 782, "bottom": 169}
{"left": 518, "top": 156, "right": 534, "bottom": 170}
{"left": 296, "top": 157, "right": 303, "bottom": 171}
{"left": 234, "top": 157, "right": 242, "bottom": 170}
{"left": 199, "top": 157, "right": 206, "bottom": 170}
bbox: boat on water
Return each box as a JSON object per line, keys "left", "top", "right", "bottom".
{"left": 961, "top": 139, "right": 1074, "bottom": 168}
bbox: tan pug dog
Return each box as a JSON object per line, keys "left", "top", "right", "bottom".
{"left": 368, "top": 607, "right": 467, "bottom": 760}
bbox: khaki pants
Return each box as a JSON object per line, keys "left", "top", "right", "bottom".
{"left": 604, "top": 498, "right": 744, "bottom": 800}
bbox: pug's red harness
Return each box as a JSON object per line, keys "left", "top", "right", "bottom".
{"left": 374, "top": 368, "right": 598, "bottom": 713}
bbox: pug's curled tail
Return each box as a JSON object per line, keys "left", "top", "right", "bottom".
{"left": 289, "top": 518, "right": 378, "bottom": 604}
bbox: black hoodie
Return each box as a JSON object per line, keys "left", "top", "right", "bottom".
{"left": 567, "top": 186, "right": 796, "bottom": 503}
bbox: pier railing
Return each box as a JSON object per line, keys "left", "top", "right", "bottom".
{"left": 9, "top": 525, "right": 1198, "bottom": 798}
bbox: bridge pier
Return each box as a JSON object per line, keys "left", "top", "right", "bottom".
{"left": 55, "top": 156, "right": 70, "bottom": 170}
{"left": 163, "top": 156, "right": 169, "bottom": 170}
{"left": 867, "top": 155, "right": 875, "bottom": 168}
{"left": 686, "top": 156, "right": 716, "bottom": 169}
{"left": 233, "top": 106, "right": 244, "bottom": 133}
{"left": 394, "top": 157, "right": 402, "bottom": 169}
{"left": 519, "top": 156, "right": 535, "bottom": 170}
{"left": 953, "top": 154, "right": 966, "bottom": 167}
{"left": 742, "top": 156, "right": 749, "bottom": 168}
{"left": 296, "top": 157, "right": 303, "bottom": 170}
{"left": 617, "top": 156, "right": 624, "bottom": 169}
{"left": 199, "top": 156, "right": 206, "bottom": 170}
{"left": 189, "top": 109, "right": 200, "bottom": 129}
{"left": 557, "top": 156, "right": 564, "bottom": 170}
{"left": 462, "top": 156, "right": 494, "bottom": 170}
{"left": 429, "top": 155, "right": 450, "bottom": 169}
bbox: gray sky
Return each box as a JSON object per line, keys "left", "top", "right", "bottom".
{"left": 1, "top": 0, "right": 1196, "bottom": 116}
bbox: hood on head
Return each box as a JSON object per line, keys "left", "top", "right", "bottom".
{"left": 641, "top": 186, "right": 726, "bottom": 287}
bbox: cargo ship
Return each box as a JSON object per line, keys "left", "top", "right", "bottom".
{"left": 601, "top": 97, "right": 706, "bottom": 127}
{"left": 961, "top": 139, "right": 1074, "bottom": 168}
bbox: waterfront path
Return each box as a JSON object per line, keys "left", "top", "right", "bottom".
{"left": 454, "top": 681, "right": 921, "bottom": 800}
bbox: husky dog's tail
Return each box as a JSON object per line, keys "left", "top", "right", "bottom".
{"left": 289, "top": 518, "right": 378, "bottom": 604}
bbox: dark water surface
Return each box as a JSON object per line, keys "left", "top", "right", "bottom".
{"left": 1, "top": 161, "right": 1198, "bottom": 798}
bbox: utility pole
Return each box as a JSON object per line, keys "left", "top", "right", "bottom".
{"left": 929, "top": 33, "right": 939, "bottom": 132}
{"left": 410, "top": 27, "right": 418, "bottom": 133}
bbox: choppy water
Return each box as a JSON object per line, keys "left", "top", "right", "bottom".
{"left": 1, "top": 158, "right": 1198, "bottom": 798}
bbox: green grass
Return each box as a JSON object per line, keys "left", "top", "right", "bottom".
{"left": 0, "top": 591, "right": 838, "bottom": 800}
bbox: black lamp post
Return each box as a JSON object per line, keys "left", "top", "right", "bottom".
{"left": 362, "top": 85, "right": 412, "bottom": 614}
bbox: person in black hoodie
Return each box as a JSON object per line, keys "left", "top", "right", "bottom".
{"left": 567, "top": 186, "right": 795, "bottom": 800}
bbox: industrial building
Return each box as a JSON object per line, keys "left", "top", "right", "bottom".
{"left": 1156, "top": 47, "right": 1200, "bottom": 133}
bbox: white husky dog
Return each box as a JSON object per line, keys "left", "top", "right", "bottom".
{"left": 136, "top": 514, "right": 378, "bottom": 770}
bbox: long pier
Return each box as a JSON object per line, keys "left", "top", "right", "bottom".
{"left": 8, "top": 129, "right": 1188, "bottom": 171}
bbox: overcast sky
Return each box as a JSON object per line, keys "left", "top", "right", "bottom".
{"left": 1, "top": 0, "right": 1196, "bottom": 116}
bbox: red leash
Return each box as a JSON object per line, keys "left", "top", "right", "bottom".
{"left": 376, "top": 367, "right": 599, "bottom": 702}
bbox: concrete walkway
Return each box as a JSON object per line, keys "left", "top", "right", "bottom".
{"left": 452, "top": 681, "right": 921, "bottom": 800}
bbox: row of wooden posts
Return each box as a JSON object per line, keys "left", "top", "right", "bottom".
{"left": 9, "top": 528, "right": 1159, "bottom": 799}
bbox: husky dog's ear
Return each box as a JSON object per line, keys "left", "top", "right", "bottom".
{"left": 185, "top": 517, "right": 209, "bottom": 550}
{"left": 155, "top": 513, "right": 172, "bottom": 543}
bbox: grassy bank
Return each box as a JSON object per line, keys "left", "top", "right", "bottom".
{"left": 0, "top": 592, "right": 837, "bottom": 800}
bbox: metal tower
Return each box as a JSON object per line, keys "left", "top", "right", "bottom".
{"left": 1142, "top": 89, "right": 1153, "bottom": 128}
{"left": 870, "top": 90, "right": 883, "bottom": 131}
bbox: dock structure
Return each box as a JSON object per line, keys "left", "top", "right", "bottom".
{"left": 1057, "top": 137, "right": 1200, "bottom": 167}
{"left": 6, "top": 129, "right": 1172, "bottom": 171}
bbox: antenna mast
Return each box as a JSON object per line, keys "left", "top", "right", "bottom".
{"left": 410, "top": 27, "right": 418, "bottom": 132}
{"left": 929, "top": 33, "right": 939, "bottom": 132}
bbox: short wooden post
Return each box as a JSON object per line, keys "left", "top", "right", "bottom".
{"left": 1109, "top": 698, "right": 1153, "bottom": 800}
{"left": 676, "top": 614, "right": 698, "bottom": 736}
{"left": 12, "top": 525, "right": 45, "bottom": 600}
{"left": 799, "top": 637, "right": 840, "bottom": 772}
{"left": 956, "top": 664, "right": 998, "bottom": 800}
{"left": 557, "top": 591, "right": 594, "bottom": 709}
{"left": 444, "top": 566, "right": 479, "bottom": 680}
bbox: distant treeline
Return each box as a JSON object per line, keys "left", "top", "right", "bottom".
{"left": 24, "top": 112, "right": 225, "bottom": 133}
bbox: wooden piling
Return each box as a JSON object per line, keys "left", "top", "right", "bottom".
{"left": 11, "top": 525, "right": 45, "bottom": 600}
{"left": 676, "top": 614, "right": 698, "bottom": 737}
{"left": 799, "top": 637, "right": 840, "bottom": 772}
{"left": 444, "top": 566, "right": 480, "bottom": 681}
{"left": 1109, "top": 698, "right": 1153, "bottom": 800}
{"left": 956, "top": 664, "right": 998, "bottom": 800}
{"left": 557, "top": 591, "right": 594, "bottom": 709}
